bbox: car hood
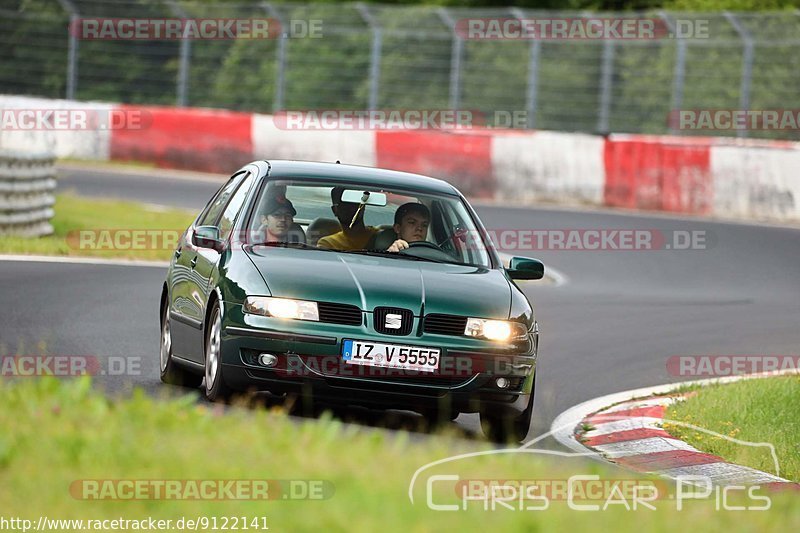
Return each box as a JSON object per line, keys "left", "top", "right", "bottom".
{"left": 245, "top": 247, "right": 512, "bottom": 318}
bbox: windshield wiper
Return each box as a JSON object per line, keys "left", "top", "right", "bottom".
{"left": 341, "top": 249, "right": 447, "bottom": 263}
{"left": 250, "top": 241, "right": 330, "bottom": 250}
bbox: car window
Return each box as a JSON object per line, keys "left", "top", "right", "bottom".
{"left": 438, "top": 199, "right": 491, "bottom": 267}
{"left": 218, "top": 172, "right": 256, "bottom": 241}
{"left": 197, "top": 172, "right": 247, "bottom": 227}
{"left": 255, "top": 184, "right": 419, "bottom": 227}
{"left": 245, "top": 179, "right": 493, "bottom": 268}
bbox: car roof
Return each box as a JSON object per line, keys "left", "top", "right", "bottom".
{"left": 263, "top": 160, "right": 460, "bottom": 196}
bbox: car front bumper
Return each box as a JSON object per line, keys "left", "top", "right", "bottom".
{"left": 218, "top": 302, "right": 538, "bottom": 416}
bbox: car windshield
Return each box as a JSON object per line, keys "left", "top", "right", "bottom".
{"left": 245, "top": 179, "right": 492, "bottom": 269}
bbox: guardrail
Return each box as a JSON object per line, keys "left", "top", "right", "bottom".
{"left": 3, "top": 94, "right": 800, "bottom": 224}
{"left": 0, "top": 153, "right": 57, "bottom": 237}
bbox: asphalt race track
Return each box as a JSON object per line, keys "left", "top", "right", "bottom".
{"left": 3, "top": 164, "right": 797, "bottom": 445}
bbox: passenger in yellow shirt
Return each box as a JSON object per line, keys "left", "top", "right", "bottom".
{"left": 317, "top": 186, "right": 379, "bottom": 250}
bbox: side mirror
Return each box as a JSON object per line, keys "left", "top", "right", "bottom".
{"left": 507, "top": 257, "right": 544, "bottom": 280}
{"left": 192, "top": 225, "right": 224, "bottom": 252}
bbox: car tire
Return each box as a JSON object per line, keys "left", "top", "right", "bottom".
{"left": 204, "top": 301, "right": 233, "bottom": 402}
{"left": 480, "top": 376, "right": 536, "bottom": 444}
{"left": 160, "top": 306, "right": 203, "bottom": 388}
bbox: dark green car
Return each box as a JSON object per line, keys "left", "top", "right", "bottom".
{"left": 160, "top": 160, "right": 544, "bottom": 442}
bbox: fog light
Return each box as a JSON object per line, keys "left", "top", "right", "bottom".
{"left": 495, "top": 377, "right": 510, "bottom": 389}
{"left": 259, "top": 353, "right": 278, "bottom": 367}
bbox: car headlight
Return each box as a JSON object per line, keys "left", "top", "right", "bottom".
{"left": 465, "top": 318, "right": 527, "bottom": 341}
{"left": 243, "top": 296, "right": 319, "bottom": 322}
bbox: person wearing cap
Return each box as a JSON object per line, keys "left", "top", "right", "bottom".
{"left": 258, "top": 194, "right": 304, "bottom": 243}
{"left": 386, "top": 202, "right": 431, "bottom": 252}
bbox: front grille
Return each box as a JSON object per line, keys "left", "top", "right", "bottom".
{"left": 373, "top": 307, "right": 414, "bottom": 336}
{"left": 318, "top": 302, "right": 363, "bottom": 326}
{"left": 423, "top": 314, "right": 468, "bottom": 336}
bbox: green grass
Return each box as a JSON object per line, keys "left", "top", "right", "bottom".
{"left": 58, "top": 158, "right": 158, "bottom": 170}
{"left": 665, "top": 375, "right": 800, "bottom": 482}
{"left": 0, "top": 378, "right": 797, "bottom": 531}
{"left": 0, "top": 194, "right": 195, "bottom": 261}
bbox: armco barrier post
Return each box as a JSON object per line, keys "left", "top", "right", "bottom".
{"left": 167, "top": 0, "right": 192, "bottom": 107}
{"left": 724, "top": 12, "right": 753, "bottom": 139}
{"left": 596, "top": 40, "right": 616, "bottom": 134}
{"left": 437, "top": 7, "right": 463, "bottom": 111}
{"left": 659, "top": 12, "right": 687, "bottom": 136}
{"left": 511, "top": 7, "right": 540, "bottom": 129}
{"left": 0, "top": 153, "right": 57, "bottom": 237}
{"left": 55, "top": 0, "right": 79, "bottom": 100}
{"left": 357, "top": 3, "right": 382, "bottom": 111}
{"left": 262, "top": 2, "right": 287, "bottom": 112}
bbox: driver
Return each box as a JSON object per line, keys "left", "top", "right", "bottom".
{"left": 317, "top": 186, "right": 379, "bottom": 250}
{"left": 386, "top": 202, "right": 430, "bottom": 252}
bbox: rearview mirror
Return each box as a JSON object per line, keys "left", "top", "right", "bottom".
{"left": 192, "top": 225, "right": 224, "bottom": 252}
{"left": 506, "top": 257, "right": 544, "bottom": 280}
{"left": 340, "top": 189, "right": 388, "bottom": 207}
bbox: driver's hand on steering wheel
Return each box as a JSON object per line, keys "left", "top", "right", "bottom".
{"left": 387, "top": 239, "right": 409, "bottom": 253}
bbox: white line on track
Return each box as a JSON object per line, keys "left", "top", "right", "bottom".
{"left": 471, "top": 197, "right": 800, "bottom": 231}
{"left": 57, "top": 161, "right": 225, "bottom": 184}
{"left": 0, "top": 254, "right": 168, "bottom": 268}
{"left": 0, "top": 252, "right": 568, "bottom": 287}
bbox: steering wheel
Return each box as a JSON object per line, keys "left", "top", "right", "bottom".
{"left": 404, "top": 240, "right": 445, "bottom": 251}
{"left": 399, "top": 240, "right": 454, "bottom": 262}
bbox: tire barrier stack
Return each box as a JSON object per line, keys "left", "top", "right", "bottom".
{"left": 0, "top": 152, "right": 57, "bottom": 237}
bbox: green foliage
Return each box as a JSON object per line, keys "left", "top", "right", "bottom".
{"left": 664, "top": 0, "right": 800, "bottom": 10}
{"left": 665, "top": 375, "right": 800, "bottom": 482}
{"left": 0, "top": 192, "right": 195, "bottom": 261}
{"left": 1, "top": 2, "right": 799, "bottom": 139}
{"left": 1, "top": 377, "right": 799, "bottom": 529}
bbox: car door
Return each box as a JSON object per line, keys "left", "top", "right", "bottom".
{"left": 170, "top": 171, "right": 248, "bottom": 360}
{"left": 184, "top": 170, "right": 257, "bottom": 363}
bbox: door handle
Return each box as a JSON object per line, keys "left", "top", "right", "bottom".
{"left": 190, "top": 256, "right": 198, "bottom": 269}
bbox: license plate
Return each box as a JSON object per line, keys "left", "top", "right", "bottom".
{"left": 342, "top": 340, "right": 440, "bottom": 373}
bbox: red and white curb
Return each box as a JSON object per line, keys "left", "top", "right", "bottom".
{"left": 551, "top": 371, "right": 800, "bottom": 489}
